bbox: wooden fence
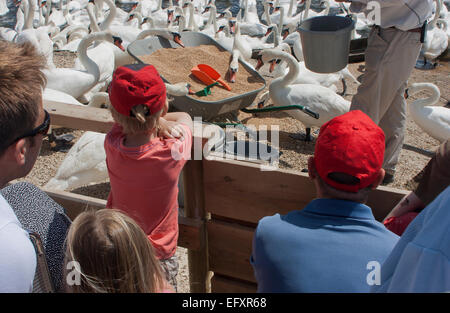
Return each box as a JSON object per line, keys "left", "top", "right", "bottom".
{"left": 42, "top": 100, "right": 409, "bottom": 293}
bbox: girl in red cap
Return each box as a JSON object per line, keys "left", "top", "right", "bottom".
{"left": 105, "top": 64, "right": 193, "bottom": 291}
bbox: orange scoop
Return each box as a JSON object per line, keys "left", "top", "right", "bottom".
{"left": 191, "top": 64, "right": 231, "bottom": 91}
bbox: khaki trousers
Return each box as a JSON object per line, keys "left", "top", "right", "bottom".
{"left": 350, "top": 27, "right": 422, "bottom": 175}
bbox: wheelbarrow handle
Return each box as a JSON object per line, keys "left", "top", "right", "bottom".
{"left": 241, "top": 105, "right": 320, "bottom": 119}
{"left": 302, "top": 107, "right": 320, "bottom": 119}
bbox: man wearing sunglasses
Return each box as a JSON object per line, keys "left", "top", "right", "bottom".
{"left": 0, "top": 41, "right": 70, "bottom": 292}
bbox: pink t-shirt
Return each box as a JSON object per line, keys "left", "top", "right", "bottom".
{"left": 105, "top": 123, "right": 192, "bottom": 260}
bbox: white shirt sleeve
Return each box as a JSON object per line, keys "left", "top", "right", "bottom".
{"left": 0, "top": 223, "right": 36, "bottom": 293}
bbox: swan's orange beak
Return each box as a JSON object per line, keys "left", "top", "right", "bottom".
{"left": 229, "top": 69, "right": 237, "bottom": 83}
{"left": 229, "top": 21, "right": 236, "bottom": 34}
{"left": 269, "top": 60, "right": 277, "bottom": 73}
{"left": 264, "top": 27, "right": 272, "bottom": 37}
{"left": 113, "top": 37, "right": 125, "bottom": 51}
{"left": 40, "top": 1, "right": 46, "bottom": 8}
{"left": 173, "top": 34, "right": 185, "bottom": 48}
{"left": 255, "top": 56, "right": 264, "bottom": 71}
{"left": 131, "top": 3, "right": 138, "bottom": 10}
{"left": 167, "top": 10, "right": 174, "bottom": 22}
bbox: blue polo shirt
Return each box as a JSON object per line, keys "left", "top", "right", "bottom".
{"left": 251, "top": 198, "right": 399, "bottom": 293}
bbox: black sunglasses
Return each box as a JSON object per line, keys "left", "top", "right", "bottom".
{"left": 12, "top": 110, "right": 51, "bottom": 144}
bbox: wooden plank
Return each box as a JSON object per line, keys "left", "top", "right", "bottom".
{"left": 43, "top": 188, "right": 106, "bottom": 220}
{"left": 203, "top": 159, "right": 410, "bottom": 224}
{"left": 183, "top": 160, "right": 210, "bottom": 292}
{"left": 207, "top": 219, "right": 256, "bottom": 283}
{"left": 211, "top": 274, "right": 257, "bottom": 293}
{"left": 44, "top": 100, "right": 114, "bottom": 133}
{"left": 368, "top": 186, "right": 409, "bottom": 222}
{"left": 42, "top": 188, "right": 203, "bottom": 251}
{"left": 203, "top": 159, "right": 315, "bottom": 225}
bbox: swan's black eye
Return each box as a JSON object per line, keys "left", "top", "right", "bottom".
{"left": 112, "top": 36, "right": 122, "bottom": 44}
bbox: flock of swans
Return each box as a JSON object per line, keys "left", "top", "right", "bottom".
{"left": 0, "top": 0, "right": 449, "bottom": 190}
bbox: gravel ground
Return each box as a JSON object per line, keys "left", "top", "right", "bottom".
{"left": 15, "top": 49, "right": 449, "bottom": 293}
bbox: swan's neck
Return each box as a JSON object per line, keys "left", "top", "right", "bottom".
{"left": 431, "top": 0, "right": 441, "bottom": 28}
{"left": 243, "top": 0, "right": 249, "bottom": 22}
{"left": 264, "top": 4, "right": 272, "bottom": 25}
{"left": 157, "top": 0, "right": 163, "bottom": 11}
{"left": 77, "top": 34, "right": 101, "bottom": 83}
{"left": 59, "top": 0, "right": 62, "bottom": 11}
{"left": 303, "top": 0, "right": 311, "bottom": 20}
{"left": 272, "top": 24, "right": 280, "bottom": 46}
{"left": 288, "top": 0, "right": 295, "bottom": 17}
{"left": 178, "top": 14, "right": 186, "bottom": 31}
{"left": 45, "top": 0, "right": 51, "bottom": 25}
{"left": 410, "top": 84, "right": 441, "bottom": 109}
{"left": 188, "top": 3, "right": 198, "bottom": 31}
{"left": 137, "top": 28, "right": 170, "bottom": 41}
{"left": 87, "top": 3, "right": 101, "bottom": 33}
{"left": 323, "top": 0, "right": 330, "bottom": 16}
{"left": 278, "top": 7, "right": 284, "bottom": 36}
{"left": 276, "top": 51, "right": 299, "bottom": 87}
{"left": 134, "top": 12, "right": 143, "bottom": 29}
{"left": 100, "top": 0, "right": 116, "bottom": 31}
{"left": 24, "top": 0, "right": 34, "bottom": 29}
{"left": 209, "top": 6, "right": 218, "bottom": 36}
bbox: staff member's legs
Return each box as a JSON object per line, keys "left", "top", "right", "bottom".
{"left": 351, "top": 27, "right": 422, "bottom": 182}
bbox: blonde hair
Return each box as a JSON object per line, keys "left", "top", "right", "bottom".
{"left": 64, "top": 209, "right": 167, "bottom": 293}
{"left": 110, "top": 103, "right": 164, "bottom": 135}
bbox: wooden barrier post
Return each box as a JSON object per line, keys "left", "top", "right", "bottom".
{"left": 182, "top": 158, "right": 209, "bottom": 293}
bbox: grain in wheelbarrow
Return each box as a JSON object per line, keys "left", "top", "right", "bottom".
{"left": 139, "top": 45, "right": 265, "bottom": 101}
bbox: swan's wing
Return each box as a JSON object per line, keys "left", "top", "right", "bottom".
{"left": 53, "top": 132, "right": 107, "bottom": 180}
{"left": 283, "top": 84, "right": 350, "bottom": 127}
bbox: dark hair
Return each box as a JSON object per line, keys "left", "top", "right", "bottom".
{"left": 0, "top": 41, "right": 47, "bottom": 155}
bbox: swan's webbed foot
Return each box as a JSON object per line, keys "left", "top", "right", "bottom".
{"left": 338, "top": 78, "right": 347, "bottom": 96}
{"left": 415, "top": 56, "right": 437, "bottom": 70}
{"left": 289, "top": 128, "right": 313, "bottom": 142}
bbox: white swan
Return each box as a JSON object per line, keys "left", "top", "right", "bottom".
{"left": 44, "top": 131, "right": 108, "bottom": 191}
{"left": 238, "top": 0, "right": 268, "bottom": 37}
{"left": 212, "top": 24, "right": 231, "bottom": 51}
{"left": 44, "top": 89, "right": 110, "bottom": 108}
{"left": 420, "top": 0, "right": 449, "bottom": 67}
{"left": 0, "top": 0, "right": 9, "bottom": 16}
{"left": 165, "top": 82, "right": 194, "bottom": 96}
{"left": 232, "top": 21, "right": 253, "bottom": 61}
{"left": 405, "top": 82, "right": 450, "bottom": 143}
{"left": 200, "top": 4, "right": 218, "bottom": 38}
{"left": 259, "top": 47, "right": 350, "bottom": 141}
{"left": 44, "top": 31, "right": 122, "bottom": 101}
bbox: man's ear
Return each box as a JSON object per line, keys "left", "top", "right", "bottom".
{"left": 370, "top": 168, "right": 385, "bottom": 189}
{"left": 307, "top": 156, "right": 317, "bottom": 180}
{"left": 10, "top": 138, "right": 27, "bottom": 166}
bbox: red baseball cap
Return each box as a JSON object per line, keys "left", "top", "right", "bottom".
{"left": 314, "top": 110, "right": 385, "bottom": 193}
{"left": 109, "top": 64, "right": 166, "bottom": 117}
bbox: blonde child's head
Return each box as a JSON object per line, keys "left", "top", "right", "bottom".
{"left": 64, "top": 209, "right": 167, "bottom": 293}
{"left": 108, "top": 64, "right": 168, "bottom": 135}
